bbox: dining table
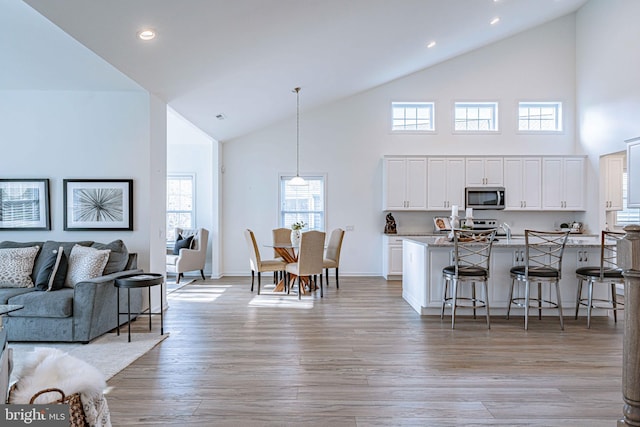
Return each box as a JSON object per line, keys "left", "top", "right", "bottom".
{"left": 264, "top": 243, "right": 316, "bottom": 294}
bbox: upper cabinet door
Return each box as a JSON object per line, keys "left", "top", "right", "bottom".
{"left": 383, "top": 157, "right": 427, "bottom": 210}
{"left": 465, "top": 158, "right": 503, "bottom": 186}
{"left": 542, "top": 157, "right": 585, "bottom": 210}
{"left": 504, "top": 158, "right": 541, "bottom": 210}
{"left": 427, "top": 157, "right": 465, "bottom": 210}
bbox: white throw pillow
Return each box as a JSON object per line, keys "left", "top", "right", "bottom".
{"left": 64, "top": 245, "right": 111, "bottom": 288}
{"left": 0, "top": 246, "right": 40, "bottom": 288}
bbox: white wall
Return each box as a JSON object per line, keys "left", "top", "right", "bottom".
{"left": 167, "top": 108, "right": 217, "bottom": 276}
{"left": 0, "top": 89, "right": 157, "bottom": 271}
{"left": 576, "top": 0, "right": 640, "bottom": 231}
{"left": 222, "top": 15, "right": 579, "bottom": 276}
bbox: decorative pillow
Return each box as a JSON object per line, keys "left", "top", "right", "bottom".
{"left": 34, "top": 246, "right": 68, "bottom": 291}
{"left": 92, "top": 240, "right": 129, "bottom": 275}
{"left": 0, "top": 246, "right": 40, "bottom": 288}
{"left": 172, "top": 234, "right": 194, "bottom": 255}
{"left": 64, "top": 245, "right": 110, "bottom": 288}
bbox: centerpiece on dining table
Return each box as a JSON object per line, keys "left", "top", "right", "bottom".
{"left": 290, "top": 221, "right": 306, "bottom": 246}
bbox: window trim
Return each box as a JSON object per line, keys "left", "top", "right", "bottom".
{"left": 452, "top": 101, "right": 500, "bottom": 134}
{"left": 390, "top": 101, "right": 436, "bottom": 134}
{"left": 166, "top": 173, "right": 196, "bottom": 244}
{"left": 278, "top": 173, "right": 327, "bottom": 232}
{"left": 516, "top": 100, "right": 564, "bottom": 134}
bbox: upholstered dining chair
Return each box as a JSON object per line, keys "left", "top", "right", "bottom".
{"left": 166, "top": 227, "right": 208, "bottom": 284}
{"left": 322, "top": 228, "right": 345, "bottom": 288}
{"left": 244, "top": 229, "right": 287, "bottom": 295}
{"left": 441, "top": 228, "right": 497, "bottom": 329}
{"left": 285, "top": 230, "right": 326, "bottom": 299}
{"left": 574, "top": 230, "right": 625, "bottom": 328}
{"left": 507, "top": 229, "right": 570, "bottom": 330}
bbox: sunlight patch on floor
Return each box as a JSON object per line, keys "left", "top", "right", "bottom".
{"left": 248, "top": 294, "right": 314, "bottom": 309}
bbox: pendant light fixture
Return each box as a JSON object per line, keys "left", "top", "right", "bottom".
{"left": 289, "top": 87, "right": 306, "bottom": 186}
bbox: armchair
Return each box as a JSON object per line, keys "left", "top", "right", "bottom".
{"left": 166, "top": 227, "right": 209, "bottom": 283}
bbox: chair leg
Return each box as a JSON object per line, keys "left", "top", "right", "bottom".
{"left": 611, "top": 282, "right": 618, "bottom": 323}
{"left": 177, "top": 273, "right": 183, "bottom": 284}
{"left": 555, "top": 280, "right": 564, "bottom": 330}
{"left": 587, "top": 279, "right": 594, "bottom": 329}
{"left": 257, "top": 272, "right": 261, "bottom": 295}
{"left": 298, "top": 277, "right": 302, "bottom": 300}
{"left": 251, "top": 270, "right": 255, "bottom": 292}
{"left": 574, "top": 278, "right": 583, "bottom": 320}
{"left": 524, "top": 280, "right": 530, "bottom": 330}
{"left": 319, "top": 275, "right": 323, "bottom": 298}
{"left": 200, "top": 270, "right": 206, "bottom": 280}
{"left": 451, "top": 279, "right": 458, "bottom": 329}
{"left": 319, "top": 273, "right": 323, "bottom": 288}
{"left": 483, "top": 280, "right": 490, "bottom": 329}
{"left": 537, "top": 282, "right": 542, "bottom": 320}
{"left": 335, "top": 268, "right": 339, "bottom": 289}
{"left": 472, "top": 282, "right": 477, "bottom": 319}
{"left": 506, "top": 278, "right": 515, "bottom": 320}
{"left": 441, "top": 277, "right": 449, "bottom": 319}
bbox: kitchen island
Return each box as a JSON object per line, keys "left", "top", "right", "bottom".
{"left": 401, "top": 235, "right": 609, "bottom": 317}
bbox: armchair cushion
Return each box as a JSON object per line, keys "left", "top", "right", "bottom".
{"left": 172, "top": 234, "right": 194, "bottom": 255}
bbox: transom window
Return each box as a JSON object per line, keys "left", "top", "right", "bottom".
{"left": 391, "top": 102, "right": 435, "bottom": 132}
{"left": 616, "top": 171, "right": 640, "bottom": 226}
{"left": 518, "top": 102, "right": 563, "bottom": 132}
{"left": 167, "top": 174, "right": 195, "bottom": 242}
{"left": 279, "top": 175, "right": 325, "bottom": 231}
{"left": 454, "top": 102, "right": 498, "bottom": 132}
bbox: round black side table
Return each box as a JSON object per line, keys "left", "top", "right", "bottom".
{"left": 114, "top": 273, "right": 164, "bottom": 342}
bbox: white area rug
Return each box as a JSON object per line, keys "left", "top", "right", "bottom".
{"left": 9, "top": 332, "right": 168, "bottom": 383}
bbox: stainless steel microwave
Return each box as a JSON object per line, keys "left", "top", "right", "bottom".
{"left": 465, "top": 187, "right": 505, "bottom": 210}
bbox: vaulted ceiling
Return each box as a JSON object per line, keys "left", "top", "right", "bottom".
{"left": 10, "top": 0, "right": 588, "bottom": 142}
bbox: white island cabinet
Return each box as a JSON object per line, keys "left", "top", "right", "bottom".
{"left": 402, "top": 236, "right": 604, "bottom": 317}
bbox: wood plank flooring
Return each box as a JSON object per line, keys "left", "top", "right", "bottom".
{"left": 106, "top": 276, "right": 624, "bottom": 426}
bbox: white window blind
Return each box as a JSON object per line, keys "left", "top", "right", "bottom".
{"left": 280, "top": 176, "right": 325, "bottom": 231}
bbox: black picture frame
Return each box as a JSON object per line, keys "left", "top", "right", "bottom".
{"left": 0, "top": 179, "right": 51, "bottom": 230}
{"left": 63, "top": 179, "right": 133, "bottom": 231}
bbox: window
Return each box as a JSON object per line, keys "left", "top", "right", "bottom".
{"left": 391, "top": 102, "right": 434, "bottom": 132}
{"left": 167, "top": 174, "right": 195, "bottom": 242}
{"left": 279, "top": 175, "right": 325, "bottom": 231}
{"left": 616, "top": 171, "right": 640, "bottom": 226}
{"left": 518, "top": 102, "right": 563, "bottom": 132}
{"left": 454, "top": 102, "right": 498, "bottom": 132}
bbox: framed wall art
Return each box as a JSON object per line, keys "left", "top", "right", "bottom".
{"left": 63, "top": 179, "right": 133, "bottom": 231}
{"left": 0, "top": 179, "right": 51, "bottom": 230}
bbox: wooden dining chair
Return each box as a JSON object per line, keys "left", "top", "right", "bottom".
{"left": 244, "top": 229, "right": 286, "bottom": 295}
{"left": 322, "top": 228, "right": 345, "bottom": 288}
{"left": 285, "top": 230, "right": 325, "bottom": 299}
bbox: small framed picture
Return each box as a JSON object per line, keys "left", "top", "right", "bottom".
{"left": 63, "top": 179, "right": 133, "bottom": 231}
{"left": 0, "top": 179, "right": 51, "bottom": 230}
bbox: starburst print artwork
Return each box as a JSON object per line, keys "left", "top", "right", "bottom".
{"left": 73, "top": 188, "right": 124, "bottom": 222}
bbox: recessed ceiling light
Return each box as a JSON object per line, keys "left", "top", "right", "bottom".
{"left": 490, "top": 17, "right": 501, "bottom": 25}
{"left": 137, "top": 29, "right": 156, "bottom": 41}
{"left": 427, "top": 41, "right": 436, "bottom": 48}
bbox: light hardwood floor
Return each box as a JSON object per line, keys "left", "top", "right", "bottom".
{"left": 107, "top": 276, "right": 624, "bottom": 426}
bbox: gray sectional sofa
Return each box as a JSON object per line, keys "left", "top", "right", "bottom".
{"left": 0, "top": 239, "right": 143, "bottom": 343}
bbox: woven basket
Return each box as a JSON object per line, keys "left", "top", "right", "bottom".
{"left": 29, "top": 388, "right": 88, "bottom": 427}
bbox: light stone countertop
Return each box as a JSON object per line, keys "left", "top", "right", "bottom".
{"left": 400, "top": 235, "right": 602, "bottom": 248}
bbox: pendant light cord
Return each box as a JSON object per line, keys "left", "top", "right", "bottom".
{"left": 295, "top": 87, "right": 300, "bottom": 177}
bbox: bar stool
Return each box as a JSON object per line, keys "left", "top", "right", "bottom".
{"left": 441, "top": 228, "right": 497, "bottom": 329}
{"left": 507, "top": 229, "right": 569, "bottom": 330}
{"left": 574, "top": 230, "right": 625, "bottom": 328}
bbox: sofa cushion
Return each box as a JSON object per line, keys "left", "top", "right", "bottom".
{"left": 7, "top": 289, "right": 74, "bottom": 318}
{"left": 92, "top": 240, "right": 128, "bottom": 275}
{"left": 173, "top": 234, "right": 194, "bottom": 255}
{"left": 32, "top": 241, "right": 93, "bottom": 283}
{"left": 64, "top": 245, "right": 110, "bottom": 288}
{"left": 0, "top": 242, "right": 43, "bottom": 281}
{"left": 34, "top": 246, "right": 68, "bottom": 291}
{"left": 0, "top": 288, "right": 35, "bottom": 304}
{"left": 0, "top": 246, "right": 40, "bottom": 288}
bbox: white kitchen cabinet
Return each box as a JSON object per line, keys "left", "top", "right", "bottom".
{"left": 465, "top": 157, "right": 503, "bottom": 186}
{"left": 627, "top": 137, "right": 640, "bottom": 208}
{"left": 427, "top": 157, "right": 465, "bottom": 210}
{"left": 383, "top": 235, "right": 405, "bottom": 279}
{"left": 383, "top": 157, "right": 427, "bottom": 210}
{"left": 542, "top": 157, "right": 585, "bottom": 210}
{"left": 600, "top": 154, "right": 624, "bottom": 211}
{"left": 504, "top": 157, "right": 541, "bottom": 210}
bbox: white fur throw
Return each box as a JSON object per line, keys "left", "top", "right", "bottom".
{"left": 9, "top": 347, "right": 106, "bottom": 404}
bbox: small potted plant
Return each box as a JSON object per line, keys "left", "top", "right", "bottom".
{"left": 290, "top": 221, "right": 306, "bottom": 246}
